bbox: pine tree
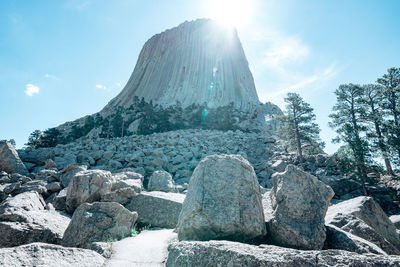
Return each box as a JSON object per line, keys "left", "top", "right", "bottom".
{"left": 278, "top": 92, "right": 322, "bottom": 162}
{"left": 377, "top": 67, "right": 400, "bottom": 164}
{"left": 26, "top": 130, "right": 43, "bottom": 148}
{"left": 360, "top": 84, "right": 394, "bottom": 175}
{"left": 329, "top": 84, "right": 369, "bottom": 194}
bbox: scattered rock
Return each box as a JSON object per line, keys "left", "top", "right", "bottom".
{"left": 0, "top": 192, "right": 70, "bottom": 247}
{"left": 62, "top": 202, "right": 137, "bottom": 248}
{"left": 390, "top": 215, "right": 400, "bottom": 230}
{"left": 265, "top": 165, "right": 334, "bottom": 250}
{"left": 126, "top": 191, "right": 185, "bottom": 228}
{"left": 66, "top": 169, "right": 113, "bottom": 213}
{"left": 44, "top": 159, "right": 57, "bottom": 169}
{"left": 148, "top": 170, "right": 177, "bottom": 192}
{"left": 177, "top": 154, "right": 266, "bottom": 242}
{"left": 0, "top": 242, "right": 105, "bottom": 267}
{"left": 0, "top": 141, "right": 28, "bottom": 175}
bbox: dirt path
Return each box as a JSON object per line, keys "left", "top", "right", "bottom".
{"left": 105, "top": 229, "right": 177, "bottom": 267}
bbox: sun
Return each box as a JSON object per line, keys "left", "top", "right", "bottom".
{"left": 207, "top": 0, "right": 255, "bottom": 29}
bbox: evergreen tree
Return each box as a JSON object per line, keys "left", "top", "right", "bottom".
{"left": 40, "top": 128, "right": 61, "bottom": 147}
{"left": 377, "top": 67, "right": 400, "bottom": 164}
{"left": 329, "top": 84, "right": 369, "bottom": 194}
{"left": 278, "top": 92, "right": 322, "bottom": 162}
{"left": 361, "top": 84, "right": 394, "bottom": 175}
{"left": 26, "top": 130, "right": 43, "bottom": 148}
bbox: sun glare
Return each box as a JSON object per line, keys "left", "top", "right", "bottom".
{"left": 207, "top": 0, "right": 255, "bottom": 28}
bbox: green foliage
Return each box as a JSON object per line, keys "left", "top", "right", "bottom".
{"left": 329, "top": 84, "right": 370, "bottom": 192}
{"left": 277, "top": 93, "right": 323, "bottom": 160}
{"left": 26, "top": 130, "right": 43, "bottom": 148}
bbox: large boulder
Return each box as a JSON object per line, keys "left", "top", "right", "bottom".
{"left": 0, "top": 141, "right": 28, "bottom": 175}
{"left": 166, "top": 240, "right": 400, "bottom": 266}
{"left": 62, "top": 202, "right": 137, "bottom": 248}
{"left": 324, "top": 224, "right": 386, "bottom": 255}
{"left": 326, "top": 196, "right": 400, "bottom": 254}
{"left": 148, "top": 170, "right": 177, "bottom": 192}
{"left": 125, "top": 191, "right": 185, "bottom": 228}
{"left": 265, "top": 165, "right": 334, "bottom": 250}
{"left": 177, "top": 154, "right": 266, "bottom": 242}
{"left": 111, "top": 171, "right": 143, "bottom": 193}
{"left": 65, "top": 170, "right": 113, "bottom": 213}
{"left": 390, "top": 215, "right": 400, "bottom": 230}
{"left": 59, "top": 164, "right": 88, "bottom": 188}
{"left": 0, "top": 242, "right": 105, "bottom": 267}
{"left": 0, "top": 192, "right": 70, "bottom": 247}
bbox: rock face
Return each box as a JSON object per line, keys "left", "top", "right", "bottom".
{"left": 265, "top": 165, "right": 334, "bottom": 250}
{"left": 0, "top": 141, "right": 28, "bottom": 175}
{"left": 148, "top": 170, "right": 177, "bottom": 192}
{"left": 62, "top": 202, "right": 137, "bottom": 248}
{"left": 0, "top": 192, "right": 70, "bottom": 247}
{"left": 104, "top": 19, "right": 259, "bottom": 112}
{"left": 66, "top": 169, "right": 113, "bottom": 213}
{"left": 177, "top": 154, "right": 266, "bottom": 242}
{"left": 0, "top": 242, "right": 105, "bottom": 267}
{"left": 166, "top": 240, "right": 400, "bottom": 267}
{"left": 125, "top": 191, "right": 185, "bottom": 228}
{"left": 326, "top": 196, "right": 400, "bottom": 254}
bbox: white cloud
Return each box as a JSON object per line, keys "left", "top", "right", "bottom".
{"left": 115, "top": 82, "right": 122, "bottom": 87}
{"left": 95, "top": 84, "right": 107, "bottom": 89}
{"left": 25, "top": 84, "right": 39, "bottom": 96}
{"left": 44, "top": 73, "right": 60, "bottom": 80}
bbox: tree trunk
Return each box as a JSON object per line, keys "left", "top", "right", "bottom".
{"left": 294, "top": 121, "right": 303, "bottom": 162}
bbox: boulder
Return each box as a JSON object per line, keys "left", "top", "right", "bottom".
{"left": 265, "top": 164, "right": 334, "bottom": 250}
{"left": 148, "top": 170, "right": 177, "bottom": 192}
{"left": 46, "top": 188, "right": 67, "bottom": 211}
{"left": 324, "top": 224, "right": 386, "bottom": 255}
{"left": 66, "top": 169, "right": 113, "bottom": 213}
{"left": 318, "top": 175, "right": 361, "bottom": 197}
{"left": 101, "top": 187, "right": 137, "bottom": 206}
{"left": 177, "top": 154, "right": 266, "bottom": 242}
{"left": 326, "top": 196, "right": 400, "bottom": 254}
{"left": 125, "top": 191, "right": 185, "bottom": 228}
{"left": 0, "top": 141, "right": 28, "bottom": 175}
{"left": 111, "top": 171, "right": 143, "bottom": 193}
{"left": 0, "top": 242, "right": 105, "bottom": 267}
{"left": 166, "top": 240, "right": 400, "bottom": 267}
{"left": 62, "top": 202, "right": 137, "bottom": 248}
{"left": 0, "top": 192, "right": 70, "bottom": 247}
{"left": 390, "top": 215, "right": 400, "bottom": 230}
{"left": 59, "top": 164, "right": 88, "bottom": 188}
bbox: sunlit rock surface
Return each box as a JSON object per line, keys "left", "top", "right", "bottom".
{"left": 104, "top": 19, "right": 260, "bottom": 111}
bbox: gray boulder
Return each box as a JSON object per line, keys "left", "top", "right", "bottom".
{"left": 148, "top": 170, "right": 177, "bottom": 192}
{"left": 265, "top": 164, "right": 334, "bottom": 250}
{"left": 46, "top": 188, "right": 67, "bottom": 211}
{"left": 177, "top": 154, "right": 266, "bottom": 242}
{"left": 62, "top": 202, "right": 137, "bottom": 248}
{"left": 166, "top": 240, "right": 400, "bottom": 267}
{"left": 59, "top": 164, "right": 88, "bottom": 188}
{"left": 111, "top": 171, "right": 143, "bottom": 193}
{"left": 66, "top": 169, "right": 113, "bottom": 213}
{"left": 0, "top": 141, "right": 28, "bottom": 175}
{"left": 101, "top": 187, "right": 137, "bottom": 205}
{"left": 0, "top": 192, "right": 70, "bottom": 247}
{"left": 126, "top": 191, "right": 185, "bottom": 228}
{"left": 324, "top": 224, "right": 386, "bottom": 255}
{"left": 326, "top": 196, "right": 400, "bottom": 254}
{"left": 0, "top": 242, "right": 105, "bottom": 267}
{"left": 390, "top": 215, "right": 400, "bottom": 230}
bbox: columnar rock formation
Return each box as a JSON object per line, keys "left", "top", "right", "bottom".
{"left": 104, "top": 19, "right": 260, "bottom": 111}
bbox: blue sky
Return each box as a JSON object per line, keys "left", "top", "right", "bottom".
{"left": 0, "top": 0, "right": 399, "bottom": 152}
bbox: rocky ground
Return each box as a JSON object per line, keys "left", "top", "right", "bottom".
{"left": 1, "top": 131, "right": 400, "bottom": 266}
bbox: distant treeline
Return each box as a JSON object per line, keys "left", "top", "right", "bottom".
{"left": 26, "top": 97, "right": 252, "bottom": 149}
